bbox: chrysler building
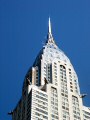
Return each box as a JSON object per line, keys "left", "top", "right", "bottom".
{"left": 11, "top": 18, "right": 90, "bottom": 120}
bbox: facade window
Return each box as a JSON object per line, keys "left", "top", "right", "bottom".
{"left": 72, "top": 96, "right": 80, "bottom": 119}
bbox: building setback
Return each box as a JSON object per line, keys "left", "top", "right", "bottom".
{"left": 11, "top": 18, "right": 90, "bottom": 120}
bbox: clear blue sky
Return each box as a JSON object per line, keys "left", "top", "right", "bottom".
{"left": 0, "top": 0, "right": 90, "bottom": 120}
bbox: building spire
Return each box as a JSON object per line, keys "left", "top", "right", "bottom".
{"left": 48, "top": 17, "right": 52, "bottom": 39}
{"left": 48, "top": 17, "right": 52, "bottom": 34}
{"left": 46, "top": 17, "right": 55, "bottom": 45}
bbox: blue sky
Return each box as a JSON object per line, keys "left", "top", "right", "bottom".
{"left": 0, "top": 0, "right": 90, "bottom": 120}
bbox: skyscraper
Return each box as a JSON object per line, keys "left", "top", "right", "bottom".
{"left": 11, "top": 18, "right": 90, "bottom": 120}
